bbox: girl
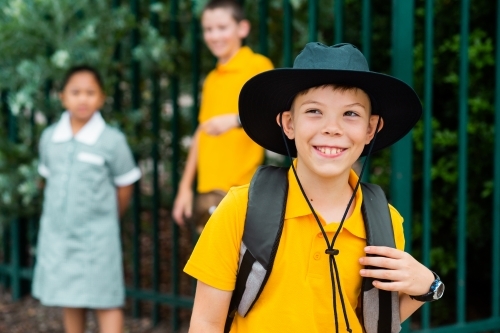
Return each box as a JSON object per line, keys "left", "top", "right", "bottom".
{"left": 32, "top": 65, "right": 141, "bottom": 333}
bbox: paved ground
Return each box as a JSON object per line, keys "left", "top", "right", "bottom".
{"left": 0, "top": 289, "right": 188, "bottom": 333}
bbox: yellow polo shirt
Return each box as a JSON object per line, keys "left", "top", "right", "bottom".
{"left": 197, "top": 46, "right": 273, "bottom": 193}
{"left": 184, "top": 166, "right": 405, "bottom": 332}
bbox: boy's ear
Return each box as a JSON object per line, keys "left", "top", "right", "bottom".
{"left": 276, "top": 111, "right": 295, "bottom": 140}
{"left": 237, "top": 19, "right": 251, "bottom": 39}
{"left": 366, "top": 115, "right": 384, "bottom": 144}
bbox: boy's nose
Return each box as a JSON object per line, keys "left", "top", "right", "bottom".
{"left": 322, "top": 117, "right": 343, "bottom": 136}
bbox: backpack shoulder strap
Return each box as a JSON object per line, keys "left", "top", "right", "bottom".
{"left": 224, "top": 165, "right": 288, "bottom": 333}
{"left": 360, "top": 182, "right": 401, "bottom": 333}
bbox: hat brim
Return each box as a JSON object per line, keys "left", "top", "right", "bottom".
{"left": 239, "top": 69, "right": 422, "bottom": 157}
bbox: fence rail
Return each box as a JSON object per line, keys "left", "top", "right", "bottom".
{"left": 1, "top": 0, "right": 499, "bottom": 332}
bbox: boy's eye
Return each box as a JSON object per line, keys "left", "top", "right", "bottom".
{"left": 306, "top": 109, "right": 321, "bottom": 114}
{"left": 344, "top": 111, "right": 359, "bottom": 117}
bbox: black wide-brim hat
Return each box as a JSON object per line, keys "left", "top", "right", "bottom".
{"left": 239, "top": 42, "right": 422, "bottom": 157}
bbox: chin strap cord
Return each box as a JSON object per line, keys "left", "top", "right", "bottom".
{"left": 279, "top": 113, "right": 381, "bottom": 332}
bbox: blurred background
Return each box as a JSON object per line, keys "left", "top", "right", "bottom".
{"left": 0, "top": 0, "right": 499, "bottom": 332}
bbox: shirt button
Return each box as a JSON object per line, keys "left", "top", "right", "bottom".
{"left": 313, "top": 252, "right": 321, "bottom": 260}
{"left": 317, "top": 233, "right": 323, "bottom": 238}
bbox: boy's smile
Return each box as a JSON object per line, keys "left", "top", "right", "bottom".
{"left": 279, "top": 86, "right": 382, "bottom": 180}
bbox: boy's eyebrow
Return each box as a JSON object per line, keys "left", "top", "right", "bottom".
{"left": 344, "top": 103, "right": 366, "bottom": 109}
{"left": 300, "top": 100, "right": 325, "bottom": 107}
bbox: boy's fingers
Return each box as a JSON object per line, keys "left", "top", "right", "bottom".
{"left": 371, "top": 280, "right": 402, "bottom": 292}
{"left": 360, "top": 268, "right": 404, "bottom": 282}
{"left": 364, "top": 246, "right": 403, "bottom": 259}
{"left": 359, "top": 256, "right": 400, "bottom": 270}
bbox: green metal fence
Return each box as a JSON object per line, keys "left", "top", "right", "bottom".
{"left": 1, "top": 0, "right": 500, "bottom": 332}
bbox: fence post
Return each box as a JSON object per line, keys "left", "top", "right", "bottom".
{"left": 421, "top": 0, "right": 434, "bottom": 329}
{"left": 493, "top": 0, "right": 500, "bottom": 322}
{"left": 390, "top": 1, "right": 415, "bottom": 331}
{"left": 129, "top": 0, "right": 142, "bottom": 319}
{"left": 258, "top": 0, "right": 268, "bottom": 56}
{"left": 308, "top": 0, "right": 317, "bottom": 42}
{"left": 149, "top": 0, "right": 161, "bottom": 325}
{"left": 170, "top": 0, "right": 181, "bottom": 330}
{"left": 334, "top": 0, "right": 344, "bottom": 44}
{"left": 7, "top": 95, "right": 21, "bottom": 301}
{"left": 282, "top": 0, "right": 293, "bottom": 67}
{"left": 457, "top": 0, "right": 470, "bottom": 324}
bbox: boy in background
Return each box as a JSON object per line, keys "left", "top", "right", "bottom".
{"left": 173, "top": 0, "right": 273, "bottom": 227}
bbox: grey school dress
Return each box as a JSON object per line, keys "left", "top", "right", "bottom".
{"left": 32, "top": 111, "right": 141, "bottom": 308}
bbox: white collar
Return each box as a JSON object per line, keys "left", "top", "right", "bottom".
{"left": 52, "top": 111, "right": 106, "bottom": 145}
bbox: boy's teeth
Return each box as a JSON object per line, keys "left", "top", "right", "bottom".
{"left": 317, "top": 147, "right": 342, "bottom": 155}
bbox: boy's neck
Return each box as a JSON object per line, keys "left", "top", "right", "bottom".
{"left": 295, "top": 160, "right": 354, "bottom": 223}
{"left": 217, "top": 44, "right": 243, "bottom": 65}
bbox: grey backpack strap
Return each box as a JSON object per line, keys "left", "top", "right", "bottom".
{"left": 360, "top": 183, "right": 401, "bottom": 333}
{"left": 224, "top": 166, "right": 288, "bottom": 333}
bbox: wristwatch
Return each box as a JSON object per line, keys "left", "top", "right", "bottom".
{"left": 409, "top": 271, "right": 445, "bottom": 302}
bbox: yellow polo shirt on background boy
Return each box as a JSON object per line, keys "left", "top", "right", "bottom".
{"left": 184, "top": 163, "right": 405, "bottom": 332}
{"left": 197, "top": 46, "right": 273, "bottom": 193}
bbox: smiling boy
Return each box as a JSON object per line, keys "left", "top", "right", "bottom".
{"left": 173, "top": 0, "right": 273, "bottom": 227}
{"left": 184, "top": 43, "right": 444, "bottom": 332}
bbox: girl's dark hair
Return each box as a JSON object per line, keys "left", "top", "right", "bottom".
{"left": 60, "top": 65, "right": 104, "bottom": 91}
{"left": 204, "top": 0, "right": 245, "bottom": 22}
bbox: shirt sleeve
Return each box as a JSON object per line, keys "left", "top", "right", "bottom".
{"left": 388, "top": 204, "right": 405, "bottom": 251}
{"left": 109, "top": 133, "right": 141, "bottom": 187}
{"left": 37, "top": 130, "right": 50, "bottom": 178}
{"left": 184, "top": 187, "right": 247, "bottom": 291}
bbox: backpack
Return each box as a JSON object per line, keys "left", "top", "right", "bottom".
{"left": 224, "top": 165, "right": 401, "bottom": 333}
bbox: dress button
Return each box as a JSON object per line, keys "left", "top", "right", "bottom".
{"left": 313, "top": 252, "right": 321, "bottom": 260}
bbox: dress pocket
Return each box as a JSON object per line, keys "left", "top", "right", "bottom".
{"left": 77, "top": 152, "right": 105, "bottom": 166}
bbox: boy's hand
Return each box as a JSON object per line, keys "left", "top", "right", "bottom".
{"left": 173, "top": 187, "right": 193, "bottom": 226}
{"left": 201, "top": 114, "right": 239, "bottom": 136}
{"left": 359, "top": 246, "right": 435, "bottom": 297}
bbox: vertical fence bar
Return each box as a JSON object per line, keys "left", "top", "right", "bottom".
{"left": 7, "top": 97, "right": 21, "bottom": 300}
{"left": 457, "top": 0, "right": 470, "bottom": 324}
{"left": 390, "top": 0, "right": 415, "bottom": 248}
{"left": 112, "top": 0, "right": 122, "bottom": 113}
{"left": 334, "top": 0, "right": 344, "bottom": 44}
{"left": 170, "top": 0, "right": 181, "bottom": 330}
{"left": 308, "top": 0, "right": 318, "bottom": 42}
{"left": 283, "top": 0, "right": 293, "bottom": 67}
{"left": 360, "top": 0, "right": 371, "bottom": 183}
{"left": 492, "top": 0, "right": 500, "bottom": 321}
{"left": 150, "top": 0, "right": 161, "bottom": 325}
{"left": 259, "top": 0, "right": 268, "bottom": 56}
{"left": 191, "top": 0, "right": 200, "bottom": 132}
{"left": 0, "top": 90, "right": 8, "bottom": 288}
{"left": 421, "top": 0, "right": 434, "bottom": 329}
{"left": 361, "top": 0, "right": 371, "bottom": 65}
{"left": 391, "top": 2, "right": 415, "bottom": 332}
{"left": 130, "top": 0, "right": 142, "bottom": 318}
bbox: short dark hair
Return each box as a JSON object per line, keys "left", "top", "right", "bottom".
{"left": 203, "top": 0, "right": 246, "bottom": 22}
{"left": 60, "top": 65, "right": 104, "bottom": 91}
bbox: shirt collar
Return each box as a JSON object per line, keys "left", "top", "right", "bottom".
{"left": 216, "top": 46, "right": 253, "bottom": 72}
{"left": 52, "top": 111, "right": 106, "bottom": 146}
{"left": 284, "top": 160, "right": 366, "bottom": 239}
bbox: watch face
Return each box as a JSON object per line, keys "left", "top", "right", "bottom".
{"left": 433, "top": 281, "right": 445, "bottom": 300}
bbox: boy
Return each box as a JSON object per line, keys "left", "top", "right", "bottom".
{"left": 184, "top": 43, "right": 444, "bottom": 332}
{"left": 173, "top": 0, "right": 273, "bottom": 226}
